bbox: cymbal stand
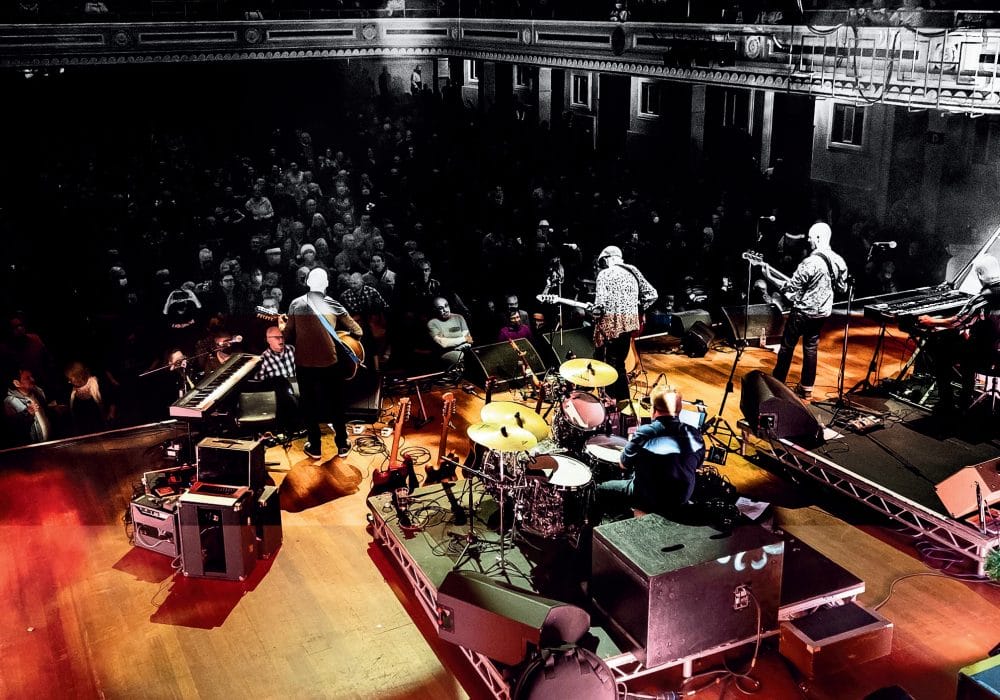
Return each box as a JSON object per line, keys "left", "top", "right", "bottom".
{"left": 704, "top": 256, "right": 754, "bottom": 455}
{"left": 450, "top": 462, "right": 493, "bottom": 570}
{"left": 480, "top": 451, "right": 531, "bottom": 583}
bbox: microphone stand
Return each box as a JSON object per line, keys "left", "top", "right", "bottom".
{"left": 704, "top": 255, "right": 754, "bottom": 456}
{"left": 849, "top": 246, "right": 886, "bottom": 395}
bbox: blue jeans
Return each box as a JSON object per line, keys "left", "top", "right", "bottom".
{"left": 773, "top": 310, "right": 825, "bottom": 388}
{"left": 596, "top": 477, "right": 635, "bottom": 519}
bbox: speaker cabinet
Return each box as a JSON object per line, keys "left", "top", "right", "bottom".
{"left": 130, "top": 494, "right": 180, "bottom": 558}
{"left": 436, "top": 570, "right": 590, "bottom": 665}
{"left": 667, "top": 309, "right": 712, "bottom": 336}
{"left": 591, "top": 515, "right": 784, "bottom": 667}
{"left": 721, "top": 303, "right": 788, "bottom": 347}
{"left": 344, "top": 364, "right": 383, "bottom": 423}
{"left": 178, "top": 483, "right": 256, "bottom": 580}
{"left": 539, "top": 327, "right": 596, "bottom": 366}
{"left": 740, "top": 370, "right": 823, "bottom": 446}
{"left": 464, "top": 338, "right": 547, "bottom": 390}
{"left": 681, "top": 321, "right": 715, "bottom": 357}
{"left": 196, "top": 437, "right": 265, "bottom": 493}
{"left": 935, "top": 458, "right": 1000, "bottom": 518}
{"left": 255, "top": 484, "right": 282, "bottom": 559}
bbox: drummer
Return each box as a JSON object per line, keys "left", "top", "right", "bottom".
{"left": 595, "top": 385, "right": 705, "bottom": 520}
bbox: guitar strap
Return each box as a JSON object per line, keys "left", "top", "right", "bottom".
{"left": 306, "top": 296, "right": 364, "bottom": 366}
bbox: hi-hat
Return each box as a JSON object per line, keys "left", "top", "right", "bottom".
{"left": 480, "top": 402, "right": 551, "bottom": 441}
{"left": 559, "top": 358, "right": 618, "bottom": 388}
{"left": 618, "top": 398, "right": 651, "bottom": 418}
{"left": 467, "top": 422, "right": 538, "bottom": 451}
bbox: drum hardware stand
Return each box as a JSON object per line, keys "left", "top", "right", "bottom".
{"left": 449, "top": 463, "right": 494, "bottom": 570}
{"left": 479, "top": 450, "right": 532, "bottom": 583}
{"left": 704, "top": 256, "right": 755, "bottom": 456}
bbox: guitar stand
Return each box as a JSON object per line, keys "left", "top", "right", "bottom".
{"left": 405, "top": 370, "right": 444, "bottom": 429}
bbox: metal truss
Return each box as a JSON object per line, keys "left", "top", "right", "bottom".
{"left": 758, "top": 435, "right": 998, "bottom": 576}
{"left": 369, "top": 505, "right": 512, "bottom": 700}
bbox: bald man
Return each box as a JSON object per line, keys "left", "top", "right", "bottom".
{"left": 596, "top": 385, "right": 705, "bottom": 518}
{"left": 761, "top": 222, "right": 848, "bottom": 400}
{"left": 918, "top": 254, "right": 1000, "bottom": 414}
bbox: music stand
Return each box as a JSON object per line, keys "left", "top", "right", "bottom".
{"left": 704, "top": 255, "right": 755, "bottom": 455}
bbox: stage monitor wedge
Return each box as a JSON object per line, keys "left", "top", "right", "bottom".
{"left": 935, "top": 458, "right": 1000, "bottom": 519}
{"left": 740, "top": 370, "right": 824, "bottom": 447}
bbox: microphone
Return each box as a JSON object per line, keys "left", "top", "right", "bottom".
{"left": 220, "top": 335, "right": 243, "bottom": 347}
{"left": 873, "top": 241, "right": 897, "bottom": 249}
{"left": 758, "top": 215, "right": 776, "bottom": 222}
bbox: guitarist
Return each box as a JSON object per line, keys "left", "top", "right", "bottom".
{"left": 758, "top": 222, "right": 848, "bottom": 400}
{"left": 279, "top": 268, "right": 363, "bottom": 460}
{"left": 594, "top": 245, "right": 658, "bottom": 400}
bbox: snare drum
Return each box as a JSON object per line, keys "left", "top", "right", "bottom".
{"left": 520, "top": 455, "right": 593, "bottom": 538}
{"left": 582, "top": 434, "right": 629, "bottom": 483}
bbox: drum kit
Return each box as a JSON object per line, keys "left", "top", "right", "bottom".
{"left": 462, "top": 357, "right": 632, "bottom": 557}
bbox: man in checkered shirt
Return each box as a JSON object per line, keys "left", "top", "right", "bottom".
{"left": 256, "top": 326, "right": 300, "bottom": 435}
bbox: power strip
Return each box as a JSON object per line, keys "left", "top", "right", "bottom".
{"left": 846, "top": 414, "right": 885, "bottom": 433}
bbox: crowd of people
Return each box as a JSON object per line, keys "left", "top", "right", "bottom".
{"left": 0, "top": 56, "right": 954, "bottom": 449}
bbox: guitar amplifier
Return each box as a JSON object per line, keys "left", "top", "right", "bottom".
{"left": 130, "top": 494, "right": 180, "bottom": 558}
{"left": 255, "top": 485, "right": 282, "bottom": 559}
{"left": 178, "top": 482, "right": 256, "bottom": 580}
{"left": 196, "top": 437, "right": 265, "bottom": 493}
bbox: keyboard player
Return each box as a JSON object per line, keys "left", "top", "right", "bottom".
{"left": 917, "top": 254, "right": 1000, "bottom": 414}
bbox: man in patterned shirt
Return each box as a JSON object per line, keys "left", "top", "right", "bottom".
{"left": 593, "top": 245, "right": 658, "bottom": 400}
{"left": 761, "top": 222, "right": 848, "bottom": 400}
{"left": 256, "top": 325, "right": 300, "bottom": 436}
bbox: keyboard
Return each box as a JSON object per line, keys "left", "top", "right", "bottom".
{"left": 862, "top": 286, "right": 972, "bottom": 323}
{"left": 169, "top": 353, "right": 261, "bottom": 419}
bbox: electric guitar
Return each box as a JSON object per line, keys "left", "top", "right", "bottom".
{"left": 370, "top": 398, "right": 419, "bottom": 496}
{"left": 256, "top": 305, "right": 365, "bottom": 380}
{"left": 535, "top": 294, "right": 638, "bottom": 372}
{"left": 425, "top": 392, "right": 458, "bottom": 486}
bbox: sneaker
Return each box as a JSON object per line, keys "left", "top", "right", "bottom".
{"left": 303, "top": 442, "right": 322, "bottom": 459}
{"left": 337, "top": 442, "right": 351, "bottom": 458}
{"left": 794, "top": 384, "right": 813, "bottom": 400}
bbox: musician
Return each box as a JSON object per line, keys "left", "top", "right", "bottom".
{"left": 280, "top": 268, "right": 363, "bottom": 460}
{"left": 256, "top": 326, "right": 301, "bottom": 437}
{"left": 595, "top": 385, "right": 705, "bottom": 519}
{"left": 917, "top": 254, "right": 1000, "bottom": 414}
{"left": 593, "top": 245, "right": 658, "bottom": 400}
{"left": 428, "top": 297, "right": 473, "bottom": 367}
{"left": 760, "top": 222, "right": 848, "bottom": 400}
{"left": 3, "top": 367, "right": 52, "bottom": 447}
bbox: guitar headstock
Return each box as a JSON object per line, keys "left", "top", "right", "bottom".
{"left": 399, "top": 397, "right": 411, "bottom": 422}
{"left": 441, "top": 392, "right": 455, "bottom": 420}
{"left": 256, "top": 305, "right": 281, "bottom": 320}
{"left": 742, "top": 250, "right": 764, "bottom": 264}
{"left": 536, "top": 294, "right": 559, "bottom": 305}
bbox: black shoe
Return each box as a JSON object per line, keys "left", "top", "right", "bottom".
{"left": 303, "top": 442, "right": 322, "bottom": 459}
{"left": 337, "top": 441, "right": 351, "bottom": 458}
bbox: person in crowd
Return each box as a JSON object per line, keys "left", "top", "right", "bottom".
{"left": 596, "top": 385, "right": 705, "bottom": 519}
{"left": 918, "top": 254, "right": 1000, "bottom": 415}
{"left": 279, "top": 268, "right": 363, "bottom": 460}
{"left": 64, "top": 360, "right": 117, "bottom": 436}
{"left": 203, "top": 329, "right": 241, "bottom": 374}
{"left": 3, "top": 367, "right": 53, "bottom": 447}
{"left": 593, "top": 245, "right": 658, "bottom": 400}
{"left": 759, "top": 222, "right": 848, "bottom": 400}
{"left": 427, "top": 296, "right": 472, "bottom": 367}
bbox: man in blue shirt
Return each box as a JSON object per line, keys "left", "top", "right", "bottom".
{"left": 596, "top": 385, "right": 705, "bottom": 519}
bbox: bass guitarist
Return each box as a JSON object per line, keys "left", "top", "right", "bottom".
{"left": 280, "top": 267, "right": 363, "bottom": 460}
{"left": 757, "top": 222, "right": 848, "bottom": 400}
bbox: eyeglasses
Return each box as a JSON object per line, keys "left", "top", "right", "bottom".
{"left": 267, "top": 336, "right": 284, "bottom": 340}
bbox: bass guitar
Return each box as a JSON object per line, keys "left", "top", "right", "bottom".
{"left": 742, "top": 250, "right": 791, "bottom": 285}
{"left": 370, "top": 397, "right": 419, "bottom": 497}
{"left": 256, "top": 305, "right": 366, "bottom": 380}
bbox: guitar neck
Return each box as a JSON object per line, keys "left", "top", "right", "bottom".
{"left": 437, "top": 393, "right": 454, "bottom": 466}
{"left": 388, "top": 398, "right": 409, "bottom": 468}
{"left": 536, "top": 294, "right": 591, "bottom": 310}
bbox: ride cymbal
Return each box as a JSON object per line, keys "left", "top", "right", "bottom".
{"left": 558, "top": 358, "right": 618, "bottom": 388}
{"left": 480, "top": 402, "right": 551, "bottom": 441}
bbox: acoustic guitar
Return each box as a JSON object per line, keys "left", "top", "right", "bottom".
{"left": 256, "top": 305, "right": 365, "bottom": 380}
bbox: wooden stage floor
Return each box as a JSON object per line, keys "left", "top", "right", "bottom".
{"left": 3, "top": 317, "right": 1000, "bottom": 699}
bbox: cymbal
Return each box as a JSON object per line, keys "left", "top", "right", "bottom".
{"left": 480, "top": 402, "right": 551, "bottom": 441}
{"left": 618, "top": 398, "right": 651, "bottom": 418}
{"left": 559, "top": 358, "right": 618, "bottom": 388}
{"left": 466, "top": 422, "right": 538, "bottom": 452}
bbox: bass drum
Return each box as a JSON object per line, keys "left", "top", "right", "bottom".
{"left": 519, "top": 455, "right": 593, "bottom": 538}
{"left": 513, "top": 645, "right": 617, "bottom": 700}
